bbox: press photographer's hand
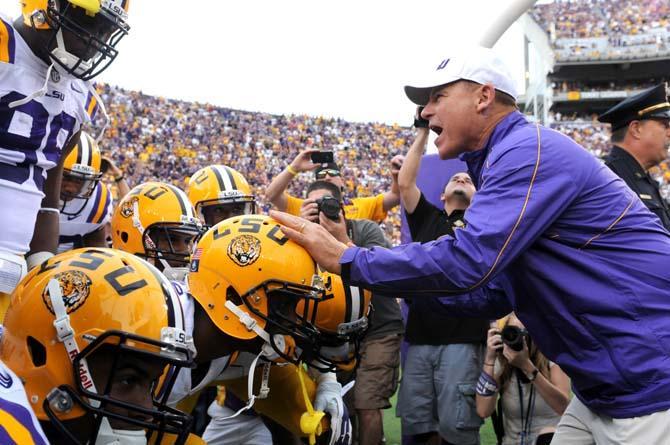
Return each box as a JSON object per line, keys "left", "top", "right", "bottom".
{"left": 300, "top": 199, "right": 319, "bottom": 223}
{"left": 486, "top": 328, "right": 502, "bottom": 363}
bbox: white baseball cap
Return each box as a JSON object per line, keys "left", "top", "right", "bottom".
{"left": 404, "top": 46, "right": 519, "bottom": 106}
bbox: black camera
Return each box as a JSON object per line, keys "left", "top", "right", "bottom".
{"left": 501, "top": 325, "right": 529, "bottom": 352}
{"left": 316, "top": 196, "right": 341, "bottom": 221}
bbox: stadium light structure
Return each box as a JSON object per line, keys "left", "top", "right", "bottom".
{"left": 478, "top": 0, "right": 539, "bottom": 48}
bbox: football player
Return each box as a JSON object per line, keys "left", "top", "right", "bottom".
{"left": 0, "top": 0, "right": 130, "bottom": 318}
{"left": 111, "top": 181, "right": 203, "bottom": 282}
{"left": 0, "top": 248, "right": 196, "bottom": 444}
{"left": 187, "top": 165, "right": 256, "bottom": 227}
{"left": 180, "top": 216, "right": 365, "bottom": 445}
{"left": 58, "top": 131, "right": 112, "bottom": 252}
{"left": 113, "top": 182, "right": 364, "bottom": 444}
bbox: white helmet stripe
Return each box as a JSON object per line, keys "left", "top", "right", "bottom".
{"left": 213, "top": 165, "right": 234, "bottom": 191}
{"left": 79, "top": 133, "right": 90, "bottom": 166}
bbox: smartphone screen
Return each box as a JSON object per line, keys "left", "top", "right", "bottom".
{"left": 310, "top": 151, "right": 334, "bottom": 164}
{"left": 100, "top": 158, "right": 110, "bottom": 174}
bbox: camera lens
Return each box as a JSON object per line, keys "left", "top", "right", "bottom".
{"left": 317, "top": 197, "right": 341, "bottom": 221}
{"left": 501, "top": 325, "right": 526, "bottom": 351}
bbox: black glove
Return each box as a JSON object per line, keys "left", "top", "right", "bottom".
{"left": 413, "top": 106, "right": 429, "bottom": 128}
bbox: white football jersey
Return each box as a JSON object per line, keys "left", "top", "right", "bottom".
{"left": 168, "top": 280, "right": 234, "bottom": 405}
{"left": 0, "top": 15, "right": 99, "bottom": 255}
{"left": 58, "top": 182, "right": 112, "bottom": 253}
{"left": 0, "top": 360, "right": 49, "bottom": 444}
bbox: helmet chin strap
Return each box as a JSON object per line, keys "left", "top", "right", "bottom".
{"left": 51, "top": 27, "right": 93, "bottom": 76}
{"left": 45, "top": 279, "right": 130, "bottom": 445}
{"left": 218, "top": 300, "right": 302, "bottom": 419}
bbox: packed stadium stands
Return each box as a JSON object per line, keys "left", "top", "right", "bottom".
{"left": 96, "top": 84, "right": 409, "bottom": 242}
{"left": 531, "top": 0, "right": 670, "bottom": 62}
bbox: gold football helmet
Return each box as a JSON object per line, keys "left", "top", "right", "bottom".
{"left": 21, "top": 0, "right": 130, "bottom": 80}
{"left": 187, "top": 165, "right": 256, "bottom": 226}
{"left": 296, "top": 272, "right": 371, "bottom": 369}
{"left": 60, "top": 131, "right": 103, "bottom": 213}
{"left": 187, "top": 215, "right": 336, "bottom": 365}
{"left": 1, "top": 248, "right": 195, "bottom": 444}
{"left": 112, "top": 182, "right": 203, "bottom": 280}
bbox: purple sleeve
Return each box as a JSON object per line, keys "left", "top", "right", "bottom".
{"left": 340, "top": 131, "right": 578, "bottom": 294}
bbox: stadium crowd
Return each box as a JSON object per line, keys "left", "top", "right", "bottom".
{"left": 531, "top": 0, "right": 670, "bottom": 39}
{"left": 531, "top": 0, "right": 670, "bottom": 61}
{"left": 94, "top": 84, "right": 410, "bottom": 243}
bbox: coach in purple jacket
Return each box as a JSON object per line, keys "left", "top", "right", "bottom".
{"left": 272, "top": 47, "right": 670, "bottom": 443}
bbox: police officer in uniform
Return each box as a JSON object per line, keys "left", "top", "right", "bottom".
{"left": 598, "top": 83, "right": 670, "bottom": 230}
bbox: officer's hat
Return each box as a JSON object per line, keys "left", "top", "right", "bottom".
{"left": 598, "top": 83, "right": 670, "bottom": 130}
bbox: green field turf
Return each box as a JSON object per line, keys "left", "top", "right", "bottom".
{"left": 382, "top": 391, "right": 497, "bottom": 445}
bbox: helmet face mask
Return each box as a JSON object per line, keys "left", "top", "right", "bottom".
{"left": 199, "top": 198, "right": 256, "bottom": 227}
{"left": 239, "top": 279, "right": 331, "bottom": 367}
{"left": 143, "top": 222, "right": 202, "bottom": 268}
{"left": 61, "top": 168, "right": 102, "bottom": 201}
{"left": 45, "top": 331, "right": 194, "bottom": 445}
{"left": 24, "top": 0, "right": 130, "bottom": 80}
{"left": 60, "top": 132, "right": 104, "bottom": 215}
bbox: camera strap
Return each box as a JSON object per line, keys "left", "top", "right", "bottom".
{"left": 516, "top": 372, "right": 536, "bottom": 445}
{"left": 346, "top": 219, "right": 355, "bottom": 243}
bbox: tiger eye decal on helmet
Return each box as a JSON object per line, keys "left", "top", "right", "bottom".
{"left": 227, "top": 234, "right": 262, "bottom": 267}
{"left": 41, "top": 270, "right": 92, "bottom": 315}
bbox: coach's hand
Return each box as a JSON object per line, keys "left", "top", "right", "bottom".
{"left": 270, "top": 210, "right": 347, "bottom": 274}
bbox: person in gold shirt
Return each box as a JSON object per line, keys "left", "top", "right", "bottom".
{"left": 265, "top": 149, "right": 403, "bottom": 223}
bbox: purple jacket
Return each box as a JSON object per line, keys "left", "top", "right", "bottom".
{"left": 341, "top": 111, "right": 670, "bottom": 418}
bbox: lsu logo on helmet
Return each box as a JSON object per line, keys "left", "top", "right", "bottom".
{"left": 120, "top": 196, "right": 138, "bottom": 218}
{"left": 227, "top": 234, "right": 261, "bottom": 267}
{"left": 41, "top": 270, "right": 92, "bottom": 315}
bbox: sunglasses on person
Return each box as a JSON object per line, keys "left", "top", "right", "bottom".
{"left": 316, "top": 169, "right": 341, "bottom": 179}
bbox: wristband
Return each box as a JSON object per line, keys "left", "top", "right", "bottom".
{"left": 476, "top": 371, "right": 498, "bottom": 396}
{"left": 286, "top": 165, "right": 299, "bottom": 177}
{"left": 39, "top": 207, "right": 60, "bottom": 215}
{"left": 114, "top": 174, "right": 125, "bottom": 182}
{"left": 527, "top": 367, "right": 539, "bottom": 382}
{"left": 26, "top": 251, "right": 54, "bottom": 270}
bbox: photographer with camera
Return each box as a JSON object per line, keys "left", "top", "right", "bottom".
{"left": 476, "top": 314, "right": 570, "bottom": 445}
{"left": 305, "top": 180, "right": 403, "bottom": 445}
{"left": 265, "top": 149, "right": 403, "bottom": 223}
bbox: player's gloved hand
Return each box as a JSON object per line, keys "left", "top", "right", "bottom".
{"left": 313, "top": 375, "right": 350, "bottom": 445}
{"left": 322, "top": 403, "right": 351, "bottom": 445}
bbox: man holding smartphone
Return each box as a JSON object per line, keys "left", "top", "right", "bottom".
{"left": 265, "top": 149, "right": 403, "bottom": 223}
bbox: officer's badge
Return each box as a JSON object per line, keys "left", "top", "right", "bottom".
{"left": 42, "top": 270, "right": 92, "bottom": 315}
{"left": 120, "top": 197, "right": 138, "bottom": 218}
{"left": 227, "top": 235, "right": 261, "bottom": 267}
